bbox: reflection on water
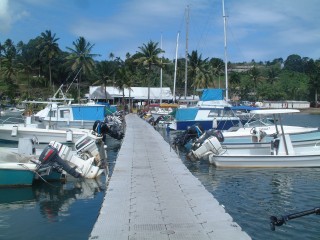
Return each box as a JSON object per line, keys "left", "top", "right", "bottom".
{"left": 0, "top": 177, "right": 106, "bottom": 239}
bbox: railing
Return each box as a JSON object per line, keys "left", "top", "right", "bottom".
{"left": 0, "top": 116, "right": 25, "bottom": 125}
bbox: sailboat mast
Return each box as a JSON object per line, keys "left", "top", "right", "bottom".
{"left": 184, "top": 5, "right": 189, "bottom": 100}
{"left": 222, "top": 0, "right": 229, "bottom": 101}
{"left": 160, "top": 34, "right": 163, "bottom": 104}
{"left": 173, "top": 32, "right": 180, "bottom": 103}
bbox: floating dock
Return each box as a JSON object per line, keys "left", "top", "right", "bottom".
{"left": 89, "top": 114, "right": 251, "bottom": 240}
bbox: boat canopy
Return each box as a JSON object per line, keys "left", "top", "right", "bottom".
{"left": 250, "top": 109, "right": 300, "bottom": 115}
{"left": 175, "top": 108, "right": 198, "bottom": 121}
{"left": 72, "top": 105, "right": 106, "bottom": 121}
{"left": 231, "top": 106, "right": 259, "bottom": 111}
{"left": 200, "top": 89, "right": 224, "bottom": 101}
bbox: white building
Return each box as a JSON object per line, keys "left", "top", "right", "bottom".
{"left": 89, "top": 86, "right": 173, "bottom": 104}
{"left": 262, "top": 100, "right": 310, "bottom": 109}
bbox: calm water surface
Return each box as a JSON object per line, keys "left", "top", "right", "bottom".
{"left": 1, "top": 113, "right": 320, "bottom": 240}
{"left": 161, "top": 112, "right": 320, "bottom": 240}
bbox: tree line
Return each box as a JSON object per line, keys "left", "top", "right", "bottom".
{"left": 1, "top": 30, "right": 320, "bottom": 107}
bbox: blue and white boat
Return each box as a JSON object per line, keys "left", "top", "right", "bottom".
{"left": 170, "top": 89, "right": 241, "bottom": 131}
{"left": 32, "top": 100, "right": 107, "bottom": 129}
{"left": 23, "top": 84, "right": 112, "bottom": 130}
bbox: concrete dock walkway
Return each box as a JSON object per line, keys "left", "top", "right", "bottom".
{"left": 89, "top": 114, "right": 251, "bottom": 240}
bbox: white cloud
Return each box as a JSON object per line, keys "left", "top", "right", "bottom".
{"left": 0, "top": 0, "right": 11, "bottom": 32}
{"left": 0, "top": 0, "right": 30, "bottom": 33}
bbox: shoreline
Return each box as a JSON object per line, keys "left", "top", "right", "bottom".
{"left": 299, "top": 108, "right": 320, "bottom": 114}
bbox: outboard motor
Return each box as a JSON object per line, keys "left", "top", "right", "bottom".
{"left": 38, "top": 145, "right": 82, "bottom": 178}
{"left": 93, "top": 120, "right": 124, "bottom": 141}
{"left": 187, "top": 136, "right": 224, "bottom": 161}
{"left": 107, "top": 124, "right": 124, "bottom": 140}
{"left": 192, "top": 129, "right": 224, "bottom": 150}
{"left": 74, "top": 132, "right": 107, "bottom": 166}
{"left": 154, "top": 116, "right": 164, "bottom": 126}
{"left": 173, "top": 123, "right": 204, "bottom": 147}
{"left": 147, "top": 116, "right": 155, "bottom": 125}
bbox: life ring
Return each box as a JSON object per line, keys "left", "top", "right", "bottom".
{"left": 284, "top": 102, "right": 288, "bottom": 108}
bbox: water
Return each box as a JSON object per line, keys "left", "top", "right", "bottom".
{"left": 160, "top": 112, "right": 320, "bottom": 240}
{"left": 0, "top": 138, "right": 121, "bottom": 240}
{"left": 1, "top": 112, "right": 320, "bottom": 240}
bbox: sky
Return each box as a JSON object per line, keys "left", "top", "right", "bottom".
{"left": 0, "top": 0, "right": 320, "bottom": 63}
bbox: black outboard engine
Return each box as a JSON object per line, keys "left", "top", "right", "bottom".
{"left": 38, "top": 145, "right": 82, "bottom": 178}
{"left": 147, "top": 116, "right": 155, "bottom": 124}
{"left": 93, "top": 120, "right": 105, "bottom": 136}
{"left": 173, "top": 123, "right": 204, "bottom": 147}
{"left": 106, "top": 123, "right": 124, "bottom": 140}
{"left": 154, "top": 116, "right": 164, "bottom": 126}
{"left": 93, "top": 120, "right": 124, "bottom": 141}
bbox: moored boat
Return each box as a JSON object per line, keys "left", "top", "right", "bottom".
{"left": 0, "top": 162, "right": 37, "bottom": 187}
{"left": 188, "top": 109, "right": 320, "bottom": 168}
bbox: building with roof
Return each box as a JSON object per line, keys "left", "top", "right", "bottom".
{"left": 89, "top": 86, "right": 174, "bottom": 107}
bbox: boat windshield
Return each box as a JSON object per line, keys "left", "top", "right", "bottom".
{"left": 244, "top": 118, "right": 273, "bottom": 127}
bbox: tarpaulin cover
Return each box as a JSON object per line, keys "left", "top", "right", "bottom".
{"left": 200, "top": 89, "right": 224, "bottom": 101}
{"left": 72, "top": 105, "right": 105, "bottom": 120}
{"left": 175, "top": 108, "right": 198, "bottom": 121}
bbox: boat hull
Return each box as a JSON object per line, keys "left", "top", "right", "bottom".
{"left": 175, "top": 119, "right": 240, "bottom": 131}
{"left": 0, "top": 124, "right": 88, "bottom": 143}
{"left": 209, "top": 154, "right": 320, "bottom": 168}
{"left": 0, "top": 163, "right": 36, "bottom": 187}
{"left": 42, "top": 120, "right": 95, "bottom": 130}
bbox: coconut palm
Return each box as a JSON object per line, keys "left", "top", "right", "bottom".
{"left": 115, "top": 66, "right": 134, "bottom": 111}
{"left": 2, "top": 39, "right": 17, "bottom": 82}
{"left": 94, "top": 60, "right": 119, "bottom": 101}
{"left": 38, "top": 30, "right": 60, "bottom": 91}
{"left": 188, "top": 50, "right": 210, "bottom": 90}
{"left": 66, "top": 36, "right": 99, "bottom": 102}
{"left": 134, "top": 40, "right": 164, "bottom": 107}
{"left": 248, "top": 65, "right": 261, "bottom": 92}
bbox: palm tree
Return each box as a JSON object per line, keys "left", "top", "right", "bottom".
{"left": 267, "top": 66, "right": 280, "bottom": 85}
{"left": 109, "top": 52, "right": 115, "bottom": 60}
{"left": 94, "top": 60, "right": 118, "bottom": 101}
{"left": 66, "top": 36, "right": 99, "bottom": 102}
{"left": 248, "top": 65, "right": 261, "bottom": 93}
{"left": 209, "top": 58, "right": 224, "bottom": 88}
{"left": 115, "top": 67, "right": 134, "bottom": 112}
{"left": 2, "top": 39, "right": 19, "bottom": 102}
{"left": 38, "top": 30, "right": 60, "bottom": 91}
{"left": 0, "top": 41, "right": 4, "bottom": 80}
{"left": 134, "top": 40, "right": 164, "bottom": 107}
{"left": 188, "top": 50, "right": 210, "bottom": 91}
{"left": 17, "top": 41, "right": 35, "bottom": 99}
{"left": 2, "top": 39, "right": 17, "bottom": 82}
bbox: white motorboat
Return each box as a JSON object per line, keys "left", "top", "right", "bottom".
{"left": 23, "top": 84, "right": 110, "bottom": 130}
{"left": 33, "top": 100, "right": 108, "bottom": 129}
{"left": 189, "top": 109, "right": 320, "bottom": 168}
{"left": 0, "top": 116, "right": 90, "bottom": 143}
{"left": 223, "top": 112, "right": 318, "bottom": 141}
